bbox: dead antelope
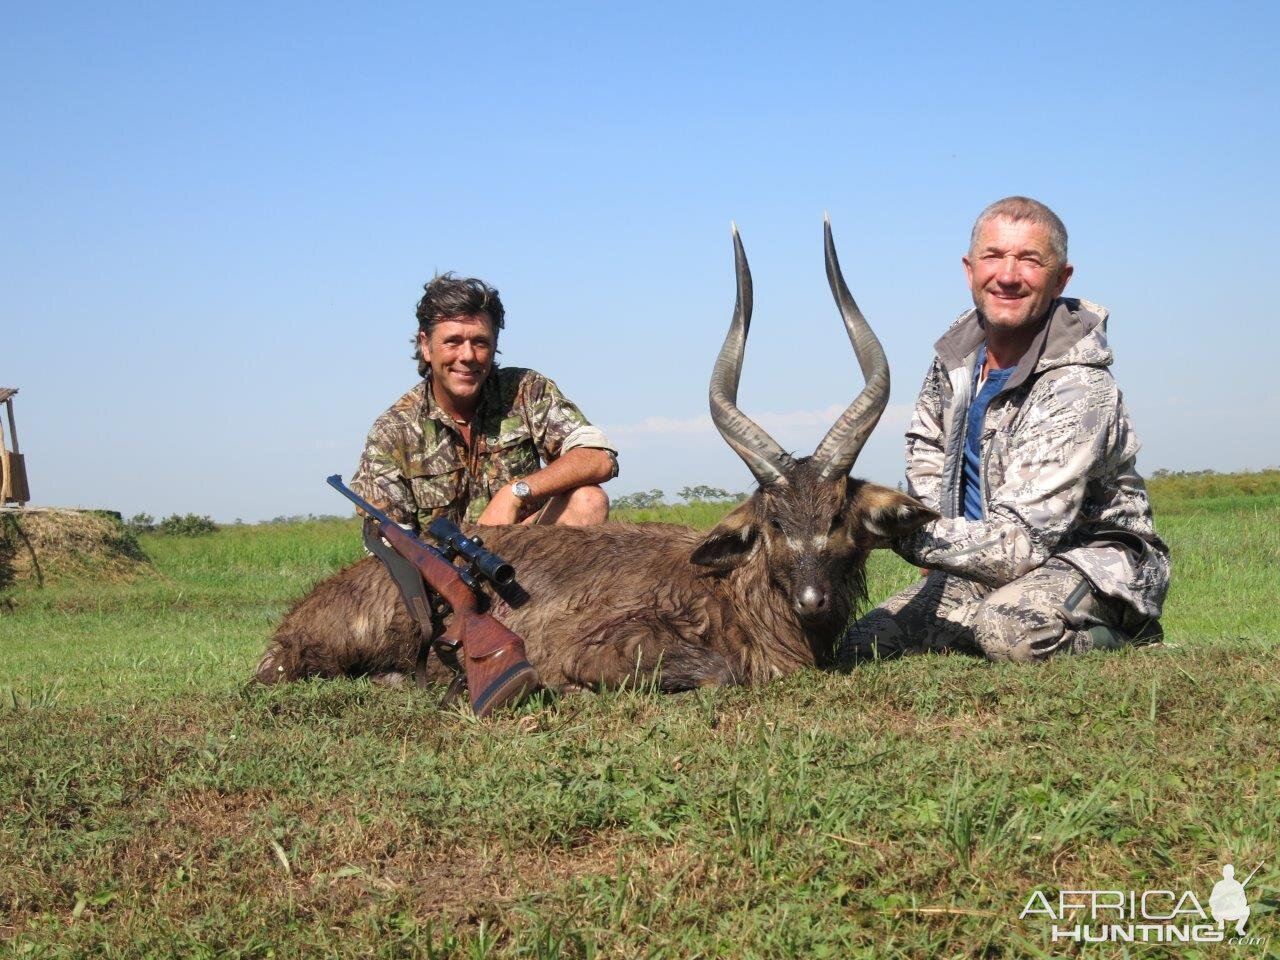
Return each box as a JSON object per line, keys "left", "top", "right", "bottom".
{"left": 256, "top": 220, "right": 936, "bottom": 692}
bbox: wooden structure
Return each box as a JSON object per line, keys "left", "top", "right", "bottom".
{"left": 1, "top": 387, "right": 30, "bottom": 506}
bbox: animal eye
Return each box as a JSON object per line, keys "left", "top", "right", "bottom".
{"left": 829, "top": 512, "right": 844, "bottom": 533}
{"left": 769, "top": 518, "right": 783, "bottom": 531}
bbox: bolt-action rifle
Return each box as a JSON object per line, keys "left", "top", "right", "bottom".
{"left": 327, "top": 475, "right": 539, "bottom": 717}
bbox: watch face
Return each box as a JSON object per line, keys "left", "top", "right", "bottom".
{"left": 513, "top": 480, "right": 531, "bottom": 499}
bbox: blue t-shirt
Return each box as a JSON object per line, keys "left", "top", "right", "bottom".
{"left": 961, "top": 346, "right": 1015, "bottom": 520}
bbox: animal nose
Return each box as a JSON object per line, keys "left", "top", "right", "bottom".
{"left": 794, "top": 586, "right": 829, "bottom": 616}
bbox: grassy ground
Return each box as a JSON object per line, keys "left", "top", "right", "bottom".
{"left": 1, "top": 475, "right": 1278, "bottom": 958}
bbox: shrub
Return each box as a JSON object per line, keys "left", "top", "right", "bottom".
{"left": 154, "top": 513, "right": 219, "bottom": 536}
{"left": 125, "top": 513, "right": 155, "bottom": 535}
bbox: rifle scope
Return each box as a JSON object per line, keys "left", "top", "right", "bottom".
{"left": 427, "top": 517, "right": 516, "bottom": 589}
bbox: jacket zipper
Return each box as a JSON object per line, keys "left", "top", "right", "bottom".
{"left": 945, "top": 362, "right": 974, "bottom": 519}
{"left": 979, "top": 420, "right": 994, "bottom": 516}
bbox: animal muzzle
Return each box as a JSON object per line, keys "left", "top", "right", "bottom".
{"left": 792, "top": 585, "right": 830, "bottom": 618}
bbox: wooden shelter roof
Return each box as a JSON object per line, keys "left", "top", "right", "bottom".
{"left": 0, "top": 388, "right": 17, "bottom": 404}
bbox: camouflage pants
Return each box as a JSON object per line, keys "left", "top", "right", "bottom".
{"left": 839, "top": 558, "right": 1136, "bottom": 665}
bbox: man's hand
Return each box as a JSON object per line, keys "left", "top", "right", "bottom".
{"left": 476, "top": 484, "right": 523, "bottom": 526}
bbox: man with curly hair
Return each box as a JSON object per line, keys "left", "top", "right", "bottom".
{"left": 352, "top": 273, "right": 617, "bottom": 530}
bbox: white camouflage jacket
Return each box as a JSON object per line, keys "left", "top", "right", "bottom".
{"left": 894, "top": 297, "right": 1170, "bottom": 628}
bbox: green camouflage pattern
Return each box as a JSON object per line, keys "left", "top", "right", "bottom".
{"left": 893, "top": 298, "right": 1170, "bottom": 628}
{"left": 350, "top": 367, "right": 609, "bottom": 528}
{"left": 840, "top": 558, "right": 1142, "bottom": 665}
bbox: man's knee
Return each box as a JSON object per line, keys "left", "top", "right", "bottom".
{"left": 972, "top": 602, "right": 1067, "bottom": 662}
{"left": 972, "top": 576, "right": 1129, "bottom": 664}
{"left": 557, "top": 485, "right": 609, "bottom": 525}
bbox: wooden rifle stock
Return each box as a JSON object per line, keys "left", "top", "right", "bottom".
{"left": 374, "top": 521, "right": 540, "bottom": 717}
{"left": 327, "top": 474, "right": 539, "bottom": 716}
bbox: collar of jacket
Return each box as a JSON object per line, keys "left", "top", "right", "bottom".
{"left": 933, "top": 297, "right": 1109, "bottom": 393}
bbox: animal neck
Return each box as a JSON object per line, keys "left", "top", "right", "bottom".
{"left": 722, "top": 548, "right": 860, "bottom": 679}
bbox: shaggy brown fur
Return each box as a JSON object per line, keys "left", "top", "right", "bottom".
{"left": 256, "top": 462, "right": 935, "bottom": 692}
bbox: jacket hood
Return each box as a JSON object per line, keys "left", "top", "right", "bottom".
{"left": 934, "top": 297, "right": 1112, "bottom": 392}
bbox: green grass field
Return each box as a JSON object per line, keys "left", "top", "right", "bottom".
{"left": 2, "top": 474, "right": 1278, "bottom": 958}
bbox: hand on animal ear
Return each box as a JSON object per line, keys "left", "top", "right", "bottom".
{"left": 848, "top": 482, "right": 938, "bottom": 548}
{"left": 690, "top": 499, "right": 759, "bottom": 572}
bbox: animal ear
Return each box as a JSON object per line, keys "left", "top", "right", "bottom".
{"left": 690, "top": 500, "right": 759, "bottom": 571}
{"left": 849, "top": 482, "right": 938, "bottom": 546}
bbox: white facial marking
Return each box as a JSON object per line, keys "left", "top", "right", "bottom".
{"left": 810, "top": 534, "right": 828, "bottom": 551}
{"left": 785, "top": 535, "right": 804, "bottom": 552}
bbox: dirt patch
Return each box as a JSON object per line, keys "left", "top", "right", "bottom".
{"left": 0, "top": 788, "right": 693, "bottom": 946}
{"left": 0, "top": 508, "right": 151, "bottom": 590}
{"left": 307, "top": 834, "right": 634, "bottom": 921}
{"left": 53, "top": 789, "right": 689, "bottom": 932}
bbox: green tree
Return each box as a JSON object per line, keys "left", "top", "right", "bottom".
{"left": 678, "top": 485, "right": 737, "bottom": 503}
{"left": 614, "top": 489, "right": 665, "bottom": 509}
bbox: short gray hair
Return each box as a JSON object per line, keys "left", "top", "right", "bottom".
{"left": 969, "top": 196, "right": 1068, "bottom": 264}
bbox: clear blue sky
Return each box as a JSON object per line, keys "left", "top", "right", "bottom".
{"left": 5, "top": 1, "right": 1277, "bottom": 521}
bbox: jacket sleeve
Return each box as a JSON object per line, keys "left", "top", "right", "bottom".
{"left": 894, "top": 366, "right": 1118, "bottom": 587}
{"left": 519, "top": 372, "right": 615, "bottom": 461}
{"left": 903, "top": 359, "right": 947, "bottom": 513}
{"left": 349, "top": 411, "right": 418, "bottom": 528}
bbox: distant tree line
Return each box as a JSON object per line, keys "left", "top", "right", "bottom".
{"left": 612, "top": 486, "right": 749, "bottom": 510}
{"left": 261, "top": 513, "right": 348, "bottom": 525}
{"left": 1150, "top": 468, "right": 1221, "bottom": 478}
{"left": 125, "top": 512, "right": 350, "bottom": 535}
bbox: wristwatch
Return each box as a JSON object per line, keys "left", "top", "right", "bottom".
{"left": 511, "top": 479, "right": 532, "bottom": 500}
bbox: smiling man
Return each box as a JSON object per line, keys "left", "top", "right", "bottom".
{"left": 840, "top": 197, "right": 1170, "bottom": 665}
{"left": 351, "top": 273, "right": 616, "bottom": 529}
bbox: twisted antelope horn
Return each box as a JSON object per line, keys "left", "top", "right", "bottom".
{"left": 708, "top": 223, "right": 793, "bottom": 487}
{"left": 812, "top": 215, "right": 890, "bottom": 481}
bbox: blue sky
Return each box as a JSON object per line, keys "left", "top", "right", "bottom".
{"left": 5, "top": 1, "right": 1278, "bottom": 520}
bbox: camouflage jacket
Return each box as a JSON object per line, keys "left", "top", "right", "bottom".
{"left": 894, "top": 298, "right": 1171, "bottom": 628}
{"left": 350, "top": 367, "right": 616, "bottom": 528}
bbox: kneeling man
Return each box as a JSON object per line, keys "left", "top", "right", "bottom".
{"left": 842, "top": 197, "right": 1169, "bottom": 664}
{"left": 353, "top": 273, "right": 617, "bottom": 529}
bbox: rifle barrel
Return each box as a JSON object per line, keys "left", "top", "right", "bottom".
{"left": 326, "top": 474, "right": 395, "bottom": 527}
